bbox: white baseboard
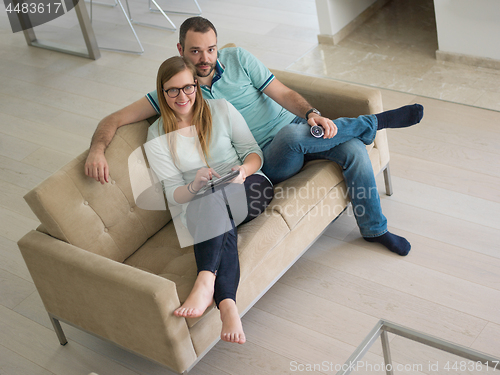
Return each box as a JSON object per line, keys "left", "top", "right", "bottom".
{"left": 317, "top": 0, "right": 391, "bottom": 45}
{"left": 436, "top": 50, "right": 500, "bottom": 70}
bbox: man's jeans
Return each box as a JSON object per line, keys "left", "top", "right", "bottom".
{"left": 261, "top": 115, "right": 387, "bottom": 238}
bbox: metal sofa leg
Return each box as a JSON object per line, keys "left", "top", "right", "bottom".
{"left": 49, "top": 314, "right": 68, "bottom": 346}
{"left": 383, "top": 163, "right": 394, "bottom": 196}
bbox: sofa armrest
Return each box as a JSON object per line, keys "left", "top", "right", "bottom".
{"left": 271, "top": 69, "right": 383, "bottom": 118}
{"left": 271, "top": 69, "right": 390, "bottom": 168}
{"left": 18, "top": 230, "right": 197, "bottom": 373}
{"left": 374, "top": 129, "right": 390, "bottom": 169}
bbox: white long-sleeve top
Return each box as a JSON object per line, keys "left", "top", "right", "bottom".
{"left": 144, "top": 99, "right": 268, "bottom": 224}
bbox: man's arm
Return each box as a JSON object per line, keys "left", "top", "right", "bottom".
{"left": 263, "top": 79, "right": 337, "bottom": 138}
{"left": 85, "top": 97, "right": 157, "bottom": 184}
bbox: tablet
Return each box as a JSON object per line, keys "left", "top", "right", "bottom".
{"left": 198, "top": 169, "right": 240, "bottom": 193}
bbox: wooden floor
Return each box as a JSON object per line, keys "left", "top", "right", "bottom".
{"left": 1, "top": 0, "right": 500, "bottom": 374}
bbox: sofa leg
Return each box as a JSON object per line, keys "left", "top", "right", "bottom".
{"left": 383, "top": 164, "right": 394, "bottom": 196}
{"left": 49, "top": 314, "right": 68, "bottom": 346}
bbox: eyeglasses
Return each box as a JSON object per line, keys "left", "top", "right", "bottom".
{"left": 163, "top": 84, "right": 196, "bottom": 98}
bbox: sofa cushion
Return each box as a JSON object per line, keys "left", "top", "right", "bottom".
{"left": 268, "top": 159, "right": 344, "bottom": 230}
{"left": 24, "top": 121, "right": 171, "bottom": 262}
{"left": 124, "top": 209, "right": 290, "bottom": 328}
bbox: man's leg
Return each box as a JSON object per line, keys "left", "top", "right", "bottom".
{"left": 262, "top": 104, "right": 424, "bottom": 184}
{"left": 262, "top": 115, "right": 378, "bottom": 184}
{"left": 306, "top": 139, "right": 410, "bottom": 256}
{"left": 305, "top": 139, "right": 386, "bottom": 236}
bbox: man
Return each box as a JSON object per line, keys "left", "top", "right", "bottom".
{"left": 85, "top": 17, "right": 423, "bottom": 256}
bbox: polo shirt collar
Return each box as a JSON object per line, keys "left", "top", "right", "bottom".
{"left": 211, "top": 59, "right": 225, "bottom": 85}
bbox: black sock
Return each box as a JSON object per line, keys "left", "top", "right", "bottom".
{"left": 375, "top": 104, "right": 424, "bottom": 130}
{"left": 364, "top": 232, "right": 411, "bottom": 256}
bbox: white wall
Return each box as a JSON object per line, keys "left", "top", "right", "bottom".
{"left": 315, "top": 0, "right": 377, "bottom": 36}
{"left": 433, "top": 0, "right": 500, "bottom": 61}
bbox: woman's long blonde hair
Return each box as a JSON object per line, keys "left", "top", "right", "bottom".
{"left": 156, "top": 56, "right": 212, "bottom": 166}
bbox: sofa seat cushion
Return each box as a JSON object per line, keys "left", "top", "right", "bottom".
{"left": 268, "top": 159, "right": 344, "bottom": 230}
{"left": 123, "top": 210, "right": 289, "bottom": 328}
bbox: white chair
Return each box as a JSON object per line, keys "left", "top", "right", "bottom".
{"left": 87, "top": 0, "right": 203, "bottom": 53}
{"left": 127, "top": 0, "right": 202, "bottom": 31}
{"left": 88, "top": 0, "right": 144, "bottom": 54}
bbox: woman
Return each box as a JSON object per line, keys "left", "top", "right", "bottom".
{"left": 144, "top": 56, "right": 273, "bottom": 344}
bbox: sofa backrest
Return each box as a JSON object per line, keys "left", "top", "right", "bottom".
{"left": 271, "top": 69, "right": 383, "bottom": 119}
{"left": 24, "top": 120, "right": 171, "bottom": 262}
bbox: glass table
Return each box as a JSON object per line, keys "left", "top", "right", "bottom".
{"left": 337, "top": 320, "right": 500, "bottom": 375}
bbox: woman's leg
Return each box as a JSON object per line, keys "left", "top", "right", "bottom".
{"left": 214, "top": 175, "right": 273, "bottom": 343}
{"left": 181, "top": 175, "right": 273, "bottom": 341}
{"left": 240, "top": 174, "right": 274, "bottom": 225}
{"left": 211, "top": 225, "right": 245, "bottom": 344}
{"left": 175, "top": 194, "right": 233, "bottom": 318}
{"left": 219, "top": 298, "right": 246, "bottom": 344}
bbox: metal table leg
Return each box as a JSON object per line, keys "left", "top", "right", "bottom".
{"left": 21, "top": 0, "right": 101, "bottom": 60}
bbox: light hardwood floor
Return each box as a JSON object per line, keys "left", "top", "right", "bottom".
{"left": 1, "top": 0, "right": 499, "bottom": 374}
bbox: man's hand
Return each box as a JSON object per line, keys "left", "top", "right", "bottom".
{"left": 307, "top": 114, "right": 337, "bottom": 139}
{"left": 263, "top": 79, "right": 338, "bottom": 139}
{"left": 85, "top": 148, "right": 110, "bottom": 184}
{"left": 84, "top": 97, "right": 158, "bottom": 184}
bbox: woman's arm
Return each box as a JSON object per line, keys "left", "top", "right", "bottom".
{"left": 232, "top": 152, "right": 262, "bottom": 183}
{"left": 224, "top": 100, "right": 265, "bottom": 177}
{"left": 172, "top": 167, "right": 220, "bottom": 204}
{"left": 144, "top": 126, "right": 191, "bottom": 206}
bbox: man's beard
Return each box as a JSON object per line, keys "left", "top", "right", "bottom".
{"left": 196, "top": 62, "right": 216, "bottom": 77}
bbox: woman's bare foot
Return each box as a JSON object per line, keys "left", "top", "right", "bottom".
{"left": 219, "top": 299, "right": 246, "bottom": 344}
{"left": 174, "top": 271, "right": 215, "bottom": 318}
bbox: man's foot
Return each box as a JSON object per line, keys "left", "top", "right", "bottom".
{"left": 174, "top": 271, "right": 215, "bottom": 318}
{"left": 376, "top": 104, "right": 424, "bottom": 130}
{"left": 219, "top": 299, "right": 246, "bottom": 344}
{"left": 364, "top": 231, "right": 411, "bottom": 256}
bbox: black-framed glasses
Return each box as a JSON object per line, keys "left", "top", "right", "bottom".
{"left": 163, "top": 84, "right": 196, "bottom": 98}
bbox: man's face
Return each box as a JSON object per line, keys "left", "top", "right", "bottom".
{"left": 178, "top": 29, "right": 218, "bottom": 78}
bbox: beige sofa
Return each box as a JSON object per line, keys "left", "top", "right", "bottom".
{"left": 18, "top": 70, "right": 391, "bottom": 374}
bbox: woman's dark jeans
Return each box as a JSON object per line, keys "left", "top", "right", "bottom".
{"left": 186, "top": 174, "right": 273, "bottom": 307}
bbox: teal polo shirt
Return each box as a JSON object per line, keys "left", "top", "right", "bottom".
{"left": 146, "top": 47, "right": 296, "bottom": 148}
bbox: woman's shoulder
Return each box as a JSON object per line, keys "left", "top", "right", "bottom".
{"left": 147, "top": 117, "right": 165, "bottom": 141}
{"left": 206, "top": 98, "right": 238, "bottom": 124}
{"left": 205, "top": 98, "right": 229, "bottom": 107}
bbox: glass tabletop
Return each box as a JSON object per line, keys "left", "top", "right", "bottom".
{"left": 337, "top": 320, "right": 500, "bottom": 375}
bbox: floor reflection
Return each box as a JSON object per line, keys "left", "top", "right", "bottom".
{"left": 288, "top": 0, "right": 500, "bottom": 112}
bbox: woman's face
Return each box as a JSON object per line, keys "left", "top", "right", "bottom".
{"left": 162, "top": 68, "right": 197, "bottom": 119}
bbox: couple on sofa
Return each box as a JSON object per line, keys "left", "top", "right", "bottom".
{"left": 84, "top": 17, "right": 423, "bottom": 345}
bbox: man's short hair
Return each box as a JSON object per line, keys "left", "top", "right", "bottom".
{"left": 179, "top": 17, "right": 217, "bottom": 50}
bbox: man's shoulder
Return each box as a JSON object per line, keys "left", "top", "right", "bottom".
{"left": 218, "top": 46, "right": 256, "bottom": 64}
{"left": 218, "top": 46, "right": 240, "bottom": 58}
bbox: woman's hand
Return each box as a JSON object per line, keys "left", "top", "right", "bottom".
{"left": 231, "top": 165, "right": 247, "bottom": 184}
{"left": 192, "top": 167, "right": 220, "bottom": 191}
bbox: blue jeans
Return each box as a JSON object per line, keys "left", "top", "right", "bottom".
{"left": 261, "top": 115, "right": 387, "bottom": 237}
{"left": 186, "top": 175, "right": 274, "bottom": 307}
